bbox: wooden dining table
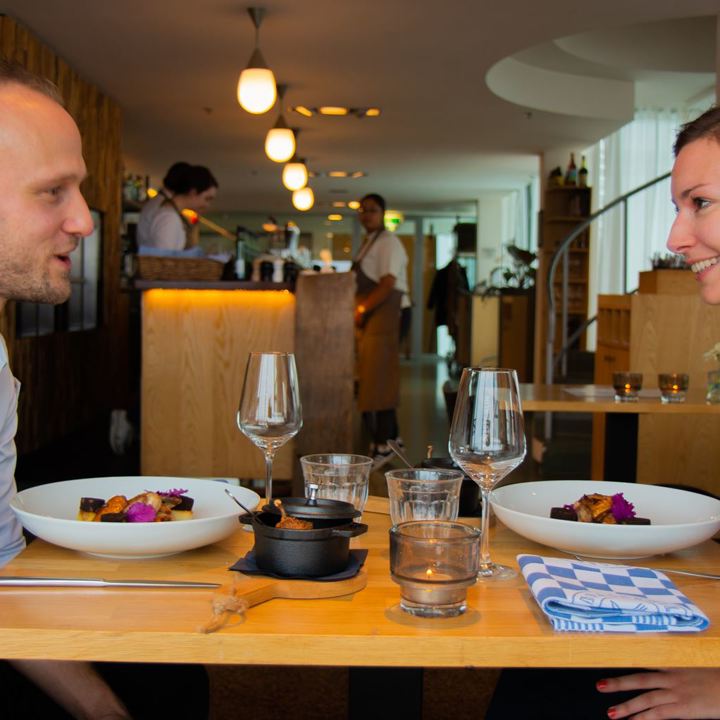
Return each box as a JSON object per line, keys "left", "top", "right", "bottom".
{"left": 520, "top": 383, "right": 720, "bottom": 483}
{"left": 2, "top": 496, "right": 720, "bottom": 669}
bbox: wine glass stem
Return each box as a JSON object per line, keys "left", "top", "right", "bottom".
{"left": 479, "top": 487, "right": 492, "bottom": 571}
{"left": 264, "top": 450, "right": 275, "bottom": 505}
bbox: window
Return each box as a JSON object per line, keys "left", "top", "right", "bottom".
{"left": 16, "top": 209, "right": 103, "bottom": 338}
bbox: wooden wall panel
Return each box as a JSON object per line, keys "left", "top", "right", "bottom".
{"left": 630, "top": 294, "right": 720, "bottom": 495}
{"left": 0, "top": 15, "right": 127, "bottom": 452}
{"left": 294, "top": 273, "right": 355, "bottom": 456}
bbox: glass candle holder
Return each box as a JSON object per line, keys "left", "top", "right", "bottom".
{"left": 612, "top": 372, "right": 643, "bottom": 402}
{"left": 658, "top": 373, "right": 689, "bottom": 404}
{"left": 389, "top": 520, "right": 480, "bottom": 618}
{"left": 301, "top": 454, "right": 372, "bottom": 512}
{"left": 385, "top": 469, "right": 463, "bottom": 526}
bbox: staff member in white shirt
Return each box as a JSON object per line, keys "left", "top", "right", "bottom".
{"left": 137, "top": 162, "right": 217, "bottom": 251}
{"left": 354, "top": 193, "right": 409, "bottom": 468}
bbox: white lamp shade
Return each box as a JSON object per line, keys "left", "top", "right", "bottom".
{"left": 265, "top": 127, "right": 296, "bottom": 163}
{"left": 237, "top": 67, "right": 277, "bottom": 114}
{"left": 282, "top": 161, "right": 308, "bottom": 191}
{"left": 292, "top": 186, "right": 314, "bottom": 211}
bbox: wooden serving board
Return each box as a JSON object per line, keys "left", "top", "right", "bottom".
{"left": 234, "top": 570, "right": 368, "bottom": 608}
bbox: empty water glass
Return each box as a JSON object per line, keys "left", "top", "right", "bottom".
{"left": 301, "top": 454, "right": 373, "bottom": 512}
{"left": 385, "top": 469, "right": 463, "bottom": 525}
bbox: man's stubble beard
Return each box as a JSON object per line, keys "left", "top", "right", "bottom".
{"left": 0, "top": 255, "right": 71, "bottom": 305}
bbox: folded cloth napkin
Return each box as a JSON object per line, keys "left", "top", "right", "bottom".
{"left": 230, "top": 549, "right": 368, "bottom": 582}
{"left": 518, "top": 554, "right": 710, "bottom": 633}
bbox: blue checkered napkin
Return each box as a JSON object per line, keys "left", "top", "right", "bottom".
{"left": 518, "top": 554, "right": 710, "bottom": 633}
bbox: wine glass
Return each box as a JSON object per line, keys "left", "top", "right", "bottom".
{"left": 237, "top": 352, "right": 303, "bottom": 507}
{"left": 449, "top": 368, "right": 526, "bottom": 580}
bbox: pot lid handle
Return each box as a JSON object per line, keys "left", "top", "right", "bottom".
{"left": 306, "top": 483, "right": 320, "bottom": 506}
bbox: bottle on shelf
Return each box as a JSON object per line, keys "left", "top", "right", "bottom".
{"left": 578, "top": 156, "right": 589, "bottom": 187}
{"left": 235, "top": 226, "right": 246, "bottom": 280}
{"left": 564, "top": 152, "right": 578, "bottom": 187}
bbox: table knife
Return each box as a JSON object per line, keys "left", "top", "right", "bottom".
{"left": 0, "top": 576, "right": 220, "bottom": 588}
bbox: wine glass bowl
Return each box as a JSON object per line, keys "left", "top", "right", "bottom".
{"left": 449, "top": 368, "right": 526, "bottom": 580}
{"left": 237, "top": 352, "right": 302, "bottom": 505}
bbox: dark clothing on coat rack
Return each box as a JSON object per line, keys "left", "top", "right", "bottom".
{"left": 427, "top": 259, "right": 470, "bottom": 349}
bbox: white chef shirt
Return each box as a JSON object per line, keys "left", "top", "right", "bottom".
{"left": 358, "top": 229, "right": 409, "bottom": 294}
{"left": 0, "top": 335, "right": 24, "bottom": 568}
{"left": 137, "top": 193, "right": 186, "bottom": 251}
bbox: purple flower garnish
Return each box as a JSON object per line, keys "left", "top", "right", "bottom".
{"left": 152, "top": 488, "right": 188, "bottom": 498}
{"left": 126, "top": 502, "right": 157, "bottom": 523}
{"left": 563, "top": 503, "right": 575, "bottom": 511}
{"left": 610, "top": 493, "right": 636, "bottom": 522}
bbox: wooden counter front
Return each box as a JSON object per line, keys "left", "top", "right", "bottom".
{"left": 140, "top": 273, "right": 355, "bottom": 482}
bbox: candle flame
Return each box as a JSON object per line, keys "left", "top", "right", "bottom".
{"left": 425, "top": 567, "right": 434, "bottom": 579}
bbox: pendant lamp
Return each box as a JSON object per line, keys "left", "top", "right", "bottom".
{"left": 264, "top": 86, "right": 296, "bottom": 162}
{"left": 292, "top": 186, "right": 314, "bottom": 211}
{"left": 237, "top": 7, "right": 276, "bottom": 114}
{"left": 282, "top": 157, "right": 308, "bottom": 191}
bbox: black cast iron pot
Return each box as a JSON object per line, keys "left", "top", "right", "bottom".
{"left": 243, "top": 493, "right": 367, "bottom": 577}
{"left": 251, "top": 511, "right": 367, "bottom": 577}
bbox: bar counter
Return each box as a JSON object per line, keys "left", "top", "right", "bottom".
{"left": 139, "top": 273, "right": 355, "bottom": 483}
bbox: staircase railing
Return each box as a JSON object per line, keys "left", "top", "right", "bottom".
{"left": 545, "top": 171, "right": 671, "bottom": 386}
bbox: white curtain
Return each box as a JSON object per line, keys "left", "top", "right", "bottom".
{"left": 585, "top": 106, "right": 711, "bottom": 348}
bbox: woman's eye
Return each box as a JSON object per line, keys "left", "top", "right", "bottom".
{"left": 693, "top": 197, "right": 710, "bottom": 210}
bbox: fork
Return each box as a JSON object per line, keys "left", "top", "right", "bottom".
{"left": 571, "top": 555, "right": 720, "bottom": 580}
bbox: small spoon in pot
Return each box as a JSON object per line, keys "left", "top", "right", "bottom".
{"left": 387, "top": 439, "right": 413, "bottom": 469}
{"left": 224, "top": 488, "right": 262, "bottom": 524}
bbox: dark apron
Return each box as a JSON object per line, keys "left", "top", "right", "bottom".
{"left": 353, "top": 234, "right": 402, "bottom": 412}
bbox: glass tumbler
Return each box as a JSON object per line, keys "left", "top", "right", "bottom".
{"left": 385, "top": 469, "right": 463, "bottom": 526}
{"left": 301, "top": 453, "right": 372, "bottom": 512}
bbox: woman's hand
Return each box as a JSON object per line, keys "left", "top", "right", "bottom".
{"left": 597, "top": 668, "right": 720, "bottom": 719}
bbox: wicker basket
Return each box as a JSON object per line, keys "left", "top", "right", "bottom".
{"left": 136, "top": 255, "right": 225, "bottom": 281}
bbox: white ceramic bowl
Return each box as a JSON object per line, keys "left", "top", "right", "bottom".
{"left": 11, "top": 476, "right": 260, "bottom": 559}
{"left": 490, "top": 480, "right": 720, "bottom": 559}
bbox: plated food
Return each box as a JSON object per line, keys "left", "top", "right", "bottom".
{"left": 550, "top": 492, "right": 650, "bottom": 525}
{"left": 490, "top": 480, "right": 720, "bottom": 559}
{"left": 78, "top": 489, "right": 194, "bottom": 523}
{"left": 11, "top": 476, "right": 259, "bottom": 559}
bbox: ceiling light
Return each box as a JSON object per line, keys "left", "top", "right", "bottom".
{"left": 318, "top": 106, "right": 349, "bottom": 116}
{"left": 364, "top": 108, "right": 381, "bottom": 117}
{"left": 348, "top": 200, "right": 360, "bottom": 210}
{"left": 332, "top": 201, "right": 346, "bottom": 208}
{"left": 237, "top": 7, "right": 277, "bottom": 114}
{"left": 264, "top": 85, "right": 296, "bottom": 162}
{"left": 282, "top": 157, "right": 308, "bottom": 191}
{"left": 328, "top": 214, "right": 343, "bottom": 221}
{"left": 328, "top": 171, "right": 348, "bottom": 178}
{"left": 293, "top": 105, "right": 313, "bottom": 118}
{"left": 292, "top": 186, "right": 314, "bottom": 211}
{"left": 350, "top": 171, "right": 366, "bottom": 179}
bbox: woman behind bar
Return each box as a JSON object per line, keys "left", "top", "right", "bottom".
{"left": 137, "top": 162, "right": 218, "bottom": 251}
{"left": 488, "top": 107, "right": 720, "bottom": 720}
{"left": 353, "top": 193, "right": 409, "bottom": 469}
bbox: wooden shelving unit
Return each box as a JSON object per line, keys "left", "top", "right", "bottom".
{"left": 533, "top": 186, "right": 592, "bottom": 381}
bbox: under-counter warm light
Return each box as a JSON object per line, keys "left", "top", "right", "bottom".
{"left": 237, "top": 8, "right": 277, "bottom": 115}
{"left": 292, "top": 186, "right": 314, "bottom": 211}
{"left": 282, "top": 158, "right": 308, "bottom": 191}
{"left": 327, "top": 214, "right": 343, "bottom": 221}
{"left": 318, "top": 106, "right": 349, "bottom": 116}
{"left": 348, "top": 200, "right": 361, "bottom": 210}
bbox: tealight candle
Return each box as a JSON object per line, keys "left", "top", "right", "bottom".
{"left": 658, "top": 373, "right": 689, "bottom": 404}
{"left": 389, "top": 520, "right": 480, "bottom": 618}
{"left": 612, "top": 372, "right": 643, "bottom": 402}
